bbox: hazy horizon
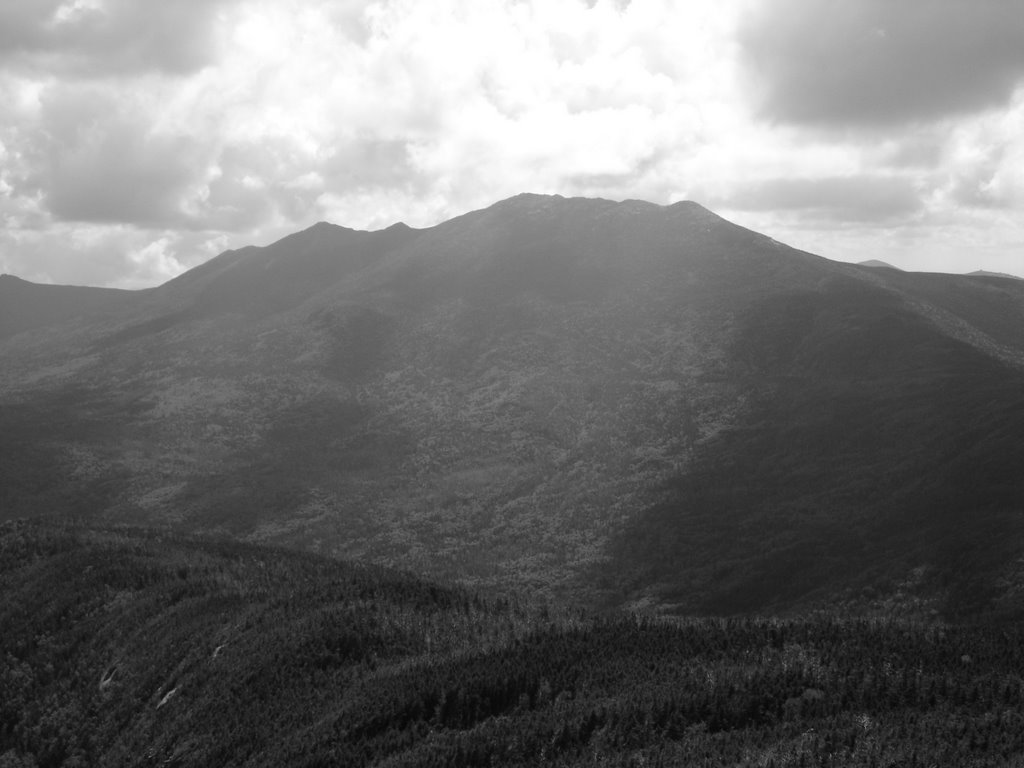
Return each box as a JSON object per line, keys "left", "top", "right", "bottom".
{"left": 2, "top": 0, "right": 1024, "bottom": 287}
{"left": 2, "top": 192, "right": 1021, "bottom": 289}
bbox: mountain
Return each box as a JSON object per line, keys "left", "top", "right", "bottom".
{"left": 4, "top": 520, "right": 1024, "bottom": 767}
{"left": 968, "top": 269, "right": 1021, "bottom": 280}
{"left": 856, "top": 259, "right": 901, "bottom": 270}
{"left": 3, "top": 194, "right": 1024, "bottom": 616}
{"left": 0, "top": 273, "right": 144, "bottom": 341}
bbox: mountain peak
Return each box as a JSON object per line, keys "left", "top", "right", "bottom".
{"left": 487, "top": 193, "right": 719, "bottom": 220}
{"left": 488, "top": 192, "right": 568, "bottom": 213}
{"left": 6, "top": 191, "right": 1024, "bottom": 620}
{"left": 504, "top": 191, "right": 566, "bottom": 203}
{"left": 667, "top": 199, "right": 713, "bottom": 214}
{"left": 304, "top": 220, "right": 356, "bottom": 235}
{"left": 301, "top": 219, "right": 417, "bottom": 236}
{"left": 968, "top": 269, "right": 1020, "bottom": 280}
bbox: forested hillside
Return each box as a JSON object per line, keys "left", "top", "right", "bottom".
{"left": 3, "top": 521, "right": 1023, "bottom": 767}
{"left": 4, "top": 195, "right": 1024, "bottom": 615}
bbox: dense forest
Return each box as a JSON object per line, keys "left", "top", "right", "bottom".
{"left": 3, "top": 520, "right": 1023, "bottom": 767}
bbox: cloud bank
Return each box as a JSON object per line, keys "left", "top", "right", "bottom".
{"left": 740, "top": 0, "right": 1024, "bottom": 127}
{"left": 1, "top": 0, "right": 1023, "bottom": 286}
{"left": 0, "top": 0, "right": 235, "bottom": 76}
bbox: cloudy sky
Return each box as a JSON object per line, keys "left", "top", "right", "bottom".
{"left": 1, "top": 0, "right": 1023, "bottom": 287}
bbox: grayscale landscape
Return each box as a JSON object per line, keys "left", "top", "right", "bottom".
{"left": 3, "top": 1, "right": 1024, "bottom": 766}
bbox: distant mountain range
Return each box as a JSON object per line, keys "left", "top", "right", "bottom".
{"left": 968, "top": 269, "right": 1021, "bottom": 280}
{"left": 857, "top": 261, "right": 1023, "bottom": 280}
{"left": 0, "top": 274, "right": 144, "bottom": 341}
{"left": 3, "top": 194, "right": 1024, "bottom": 617}
{"left": 856, "top": 259, "right": 901, "bottom": 270}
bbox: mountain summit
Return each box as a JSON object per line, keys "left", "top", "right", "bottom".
{"left": 3, "top": 194, "right": 1024, "bottom": 616}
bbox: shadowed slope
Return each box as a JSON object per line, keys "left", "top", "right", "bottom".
{"left": 609, "top": 271, "right": 1024, "bottom": 617}
{"left": 0, "top": 274, "right": 144, "bottom": 341}
{"left": 2, "top": 195, "right": 1024, "bottom": 616}
{"left": 4, "top": 521, "right": 1024, "bottom": 767}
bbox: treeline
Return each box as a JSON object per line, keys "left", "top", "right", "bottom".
{"left": 2, "top": 520, "right": 1023, "bottom": 767}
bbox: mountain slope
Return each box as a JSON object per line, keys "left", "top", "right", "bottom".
{"left": 968, "top": 269, "right": 1020, "bottom": 279}
{"left": 4, "top": 521, "right": 1024, "bottom": 768}
{"left": 0, "top": 274, "right": 144, "bottom": 341}
{"left": 610, "top": 271, "right": 1024, "bottom": 615}
{"left": 2, "top": 194, "right": 1024, "bottom": 615}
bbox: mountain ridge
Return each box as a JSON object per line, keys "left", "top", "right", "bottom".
{"left": 1, "top": 195, "right": 1014, "bottom": 294}
{"left": 0, "top": 273, "right": 147, "bottom": 341}
{"left": 3, "top": 194, "right": 1024, "bottom": 616}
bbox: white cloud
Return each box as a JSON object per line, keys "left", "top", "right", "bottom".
{"left": 0, "top": 0, "right": 1023, "bottom": 286}
{"left": 739, "top": 0, "right": 1024, "bottom": 127}
{"left": 0, "top": 0, "right": 240, "bottom": 76}
{"left": 0, "top": 224, "right": 226, "bottom": 288}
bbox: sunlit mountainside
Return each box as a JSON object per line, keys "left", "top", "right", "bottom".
{"left": 3, "top": 194, "right": 1024, "bottom": 617}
